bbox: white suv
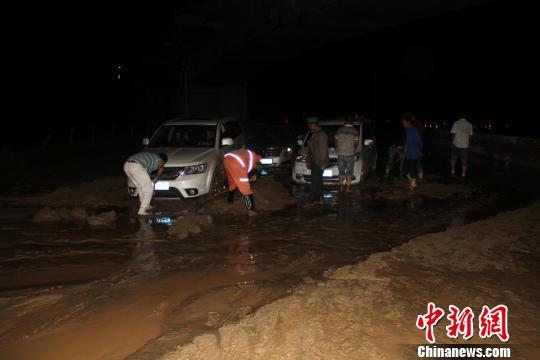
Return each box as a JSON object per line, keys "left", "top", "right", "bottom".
{"left": 292, "top": 118, "right": 377, "bottom": 185}
{"left": 128, "top": 117, "right": 245, "bottom": 198}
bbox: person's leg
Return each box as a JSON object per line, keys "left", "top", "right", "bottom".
{"left": 450, "top": 146, "right": 457, "bottom": 175}
{"left": 337, "top": 156, "right": 345, "bottom": 192}
{"left": 404, "top": 159, "right": 418, "bottom": 190}
{"left": 244, "top": 194, "right": 255, "bottom": 215}
{"left": 460, "top": 148, "right": 469, "bottom": 177}
{"left": 386, "top": 147, "right": 396, "bottom": 179}
{"left": 345, "top": 155, "right": 354, "bottom": 192}
{"left": 129, "top": 163, "right": 154, "bottom": 214}
{"left": 224, "top": 159, "right": 238, "bottom": 203}
{"left": 310, "top": 163, "right": 323, "bottom": 202}
{"left": 236, "top": 174, "right": 256, "bottom": 215}
{"left": 123, "top": 162, "right": 139, "bottom": 193}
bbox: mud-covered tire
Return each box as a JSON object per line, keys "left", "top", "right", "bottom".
{"left": 209, "top": 165, "right": 226, "bottom": 196}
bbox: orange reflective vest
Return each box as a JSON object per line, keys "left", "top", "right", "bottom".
{"left": 223, "top": 149, "right": 261, "bottom": 195}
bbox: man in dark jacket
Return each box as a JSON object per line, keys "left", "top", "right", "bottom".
{"left": 306, "top": 117, "right": 329, "bottom": 203}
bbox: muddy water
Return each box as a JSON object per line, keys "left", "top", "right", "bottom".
{"left": 0, "top": 181, "right": 532, "bottom": 359}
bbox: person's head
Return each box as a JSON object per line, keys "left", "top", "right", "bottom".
{"left": 401, "top": 112, "right": 414, "bottom": 128}
{"left": 158, "top": 152, "right": 168, "bottom": 164}
{"left": 307, "top": 117, "right": 320, "bottom": 133}
{"left": 344, "top": 115, "right": 353, "bottom": 126}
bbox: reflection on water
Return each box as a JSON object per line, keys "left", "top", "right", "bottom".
{"left": 225, "top": 234, "right": 257, "bottom": 276}
{"left": 131, "top": 218, "right": 161, "bottom": 275}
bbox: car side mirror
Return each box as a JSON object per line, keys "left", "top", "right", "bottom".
{"left": 142, "top": 137, "right": 150, "bottom": 146}
{"left": 221, "top": 137, "right": 234, "bottom": 147}
{"left": 364, "top": 139, "right": 374, "bottom": 146}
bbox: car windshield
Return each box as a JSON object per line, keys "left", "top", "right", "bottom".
{"left": 247, "top": 125, "right": 295, "bottom": 142}
{"left": 305, "top": 125, "right": 358, "bottom": 147}
{"left": 149, "top": 125, "right": 217, "bottom": 148}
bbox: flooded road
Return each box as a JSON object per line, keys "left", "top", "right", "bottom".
{"left": 0, "top": 174, "right": 533, "bottom": 359}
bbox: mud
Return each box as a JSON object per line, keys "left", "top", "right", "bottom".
{"left": 202, "top": 176, "right": 296, "bottom": 215}
{"left": 167, "top": 214, "right": 212, "bottom": 239}
{"left": 0, "top": 169, "right": 536, "bottom": 359}
{"left": 32, "top": 207, "right": 117, "bottom": 227}
{"left": 163, "top": 203, "right": 540, "bottom": 360}
{"left": 9, "top": 177, "right": 130, "bottom": 208}
{"left": 363, "top": 175, "right": 472, "bottom": 200}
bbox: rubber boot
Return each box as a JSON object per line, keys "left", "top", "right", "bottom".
{"left": 227, "top": 190, "right": 235, "bottom": 203}
{"left": 245, "top": 194, "right": 256, "bottom": 216}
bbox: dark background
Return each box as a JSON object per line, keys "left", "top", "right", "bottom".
{"left": 6, "top": 0, "right": 534, "bottom": 148}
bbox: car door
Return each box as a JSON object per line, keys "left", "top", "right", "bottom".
{"left": 361, "top": 121, "right": 377, "bottom": 173}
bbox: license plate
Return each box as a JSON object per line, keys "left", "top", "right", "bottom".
{"left": 323, "top": 169, "right": 333, "bottom": 177}
{"left": 155, "top": 181, "right": 170, "bottom": 190}
{"left": 261, "top": 158, "right": 273, "bottom": 165}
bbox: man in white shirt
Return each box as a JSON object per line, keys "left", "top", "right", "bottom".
{"left": 450, "top": 117, "right": 473, "bottom": 177}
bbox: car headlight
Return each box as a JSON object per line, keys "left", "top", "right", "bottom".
{"left": 286, "top": 147, "right": 293, "bottom": 153}
{"left": 177, "top": 163, "right": 208, "bottom": 176}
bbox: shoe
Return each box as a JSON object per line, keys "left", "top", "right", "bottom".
{"left": 138, "top": 208, "right": 153, "bottom": 216}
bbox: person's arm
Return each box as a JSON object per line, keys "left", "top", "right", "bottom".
{"left": 320, "top": 133, "right": 329, "bottom": 169}
{"left": 153, "top": 164, "right": 165, "bottom": 182}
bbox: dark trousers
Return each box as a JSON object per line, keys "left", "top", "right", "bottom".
{"left": 403, "top": 158, "right": 419, "bottom": 179}
{"left": 310, "top": 162, "right": 323, "bottom": 201}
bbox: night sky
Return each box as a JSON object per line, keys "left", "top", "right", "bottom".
{"left": 8, "top": 0, "right": 534, "bottom": 147}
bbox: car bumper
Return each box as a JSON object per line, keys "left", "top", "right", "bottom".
{"left": 260, "top": 153, "right": 292, "bottom": 167}
{"left": 127, "top": 173, "right": 210, "bottom": 199}
{"left": 292, "top": 161, "right": 362, "bottom": 185}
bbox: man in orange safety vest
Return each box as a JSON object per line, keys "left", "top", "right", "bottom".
{"left": 223, "top": 149, "right": 262, "bottom": 216}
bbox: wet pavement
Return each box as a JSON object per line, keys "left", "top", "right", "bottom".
{"left": 0, "top": 171, "right": 535, "bottom": 359}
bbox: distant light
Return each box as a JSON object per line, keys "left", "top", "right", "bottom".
{"left": 287, "top": 147, "right": 292, "bottom": 153}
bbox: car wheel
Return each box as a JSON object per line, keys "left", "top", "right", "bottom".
{"left": 209, "top": 166, "right": 226, "bottom": 195}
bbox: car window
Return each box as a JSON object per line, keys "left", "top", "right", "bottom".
{"left": 149, "top": 125, "right": 216, "bottom": 148}
{"left": 222, "top": 121, "right": 241, "bottom": 139}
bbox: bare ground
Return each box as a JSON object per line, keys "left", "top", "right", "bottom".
{"left": 162, "top": 202, "right": 540, "bottom": 360}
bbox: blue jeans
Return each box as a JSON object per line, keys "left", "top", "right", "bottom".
{"left": 338, "top": 155, "right": 355, "bottom": 178}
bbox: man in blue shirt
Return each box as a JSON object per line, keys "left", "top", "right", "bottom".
{"left": 402, "top": 113, "right": 423, "bottom": 190}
